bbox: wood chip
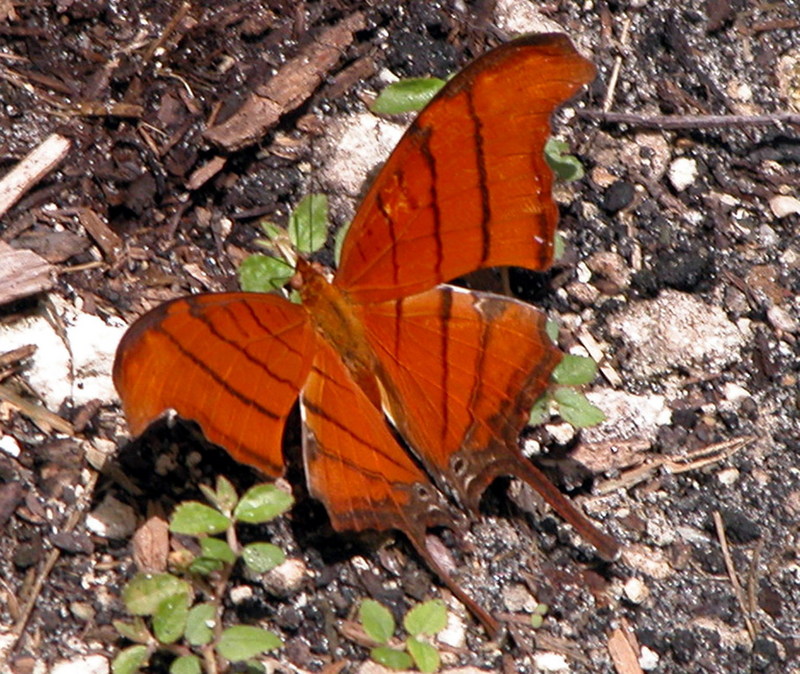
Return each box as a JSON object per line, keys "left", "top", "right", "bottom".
{"left": 76, "top": 207, "right": 123, "bottom": 261}
{"left": 0, "top": 240, "right": 55, "bottom": 305}
{"left": 204, "top": 12, "right": 365, "bottom": 151}
{"left": 0, "top": 133, "right": 71, "bottom": 218}
{"left": 186, "top": 155, "right": 227, "bottom": 190}
{"left": 608, "top": 620, "right": 644, "bottom": 674}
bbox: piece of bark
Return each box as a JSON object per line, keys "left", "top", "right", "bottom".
{"left": 204, "top": 12, "right": 365, "bottom": 151}
{"left": 0, "top": 241, "right": 55, "bottom": 305}
{"left": 76, "top": 207, "right": 123, "bottom": 261}
{"left": 0, "top": 134, "right": 71, "bottom": 218}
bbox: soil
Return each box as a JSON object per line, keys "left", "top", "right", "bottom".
{"left": 1, "top": 1, "right": 799, "bottom": 673}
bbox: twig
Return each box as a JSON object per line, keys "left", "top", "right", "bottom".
{"left": 712, "top": 511, "right": 757, "bottom": 641}
{"left": 0, "top": 133, "right": 71, "bottom": 218}
{"left": 602, "top": 16, "right": 632, "bottom": 112}
{"left": 9, "top": 471, "right": 99, "bottom": 654}
{"left": 0, "top": 383, "right": 74, "bottom": 435}
{"left": 578, "top": 110, "right": 800, "bottom": 129}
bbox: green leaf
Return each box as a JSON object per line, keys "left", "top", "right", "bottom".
{"left": 406, "top": 636, "right": 440, "bottom": 673}
{"left": 112, "top": 644, "right": 149, "bottom": 674}
{"left": 113, "top": 617, "right": 151, "bottom": 644}
{"left": 170, "top": 655, "right": 202, "bottom": 674}
{"left": 370, "top": 646, "right": 413, "bottom": 671}
{"left": 553, "top": 232, "right": 566, "bottom": 261}
{"left": 371, "top": 77, "right": 446, "bottom": 114}
{"left": 122, "top": 573, "right": 192, "bottom": 616}
{"left": 189, "top": 556, "right": 224, "bottom": 575}
{"left": 288, "top": 193, "right": 328, "bottom": 254}
{"left": 239, "top": 254, "right": 294, "bottom": 293}
{"left": 552, "top": 354, "right": 598, "bottom": 386}
{"left": 553, "top": 387, "right": 606, "bottom": 428}
{"left": 545, "top": 319, "right": 560, "bottom": 343}
{"left": 170, "top": 501, "right": 231, "bottom": 536}
{"left": 185, "top": 602, "right": 216, "bottom": 646}
{"left": 200, "top": 537, "right": 236, "bottom": 564}
{"left": 234, "top": 484, "right": 294, "bottom": 524}
{"left": 242, "top": 542, "right": 286, "bottom": 573}
{"left": 403, "top": 599, "right": 447, "bottom": 637}
{"left": 334, "top": 221, "right": 351, "bottom": 267}
{"left": 528, "top": 393, "right": 551, "bottom": 426}
{"left": 217, "top": 625, "right": 283, "bottom": 661}
{"left": 359, "top": 599, "right": 395, "bottom": 644}
{"left": 215, "top": 475, "right": 239, "bottom": 513}
{"left": 533, "top": 602, "right": 549, "bottom": 616}
{"left": 544, "top": 137, "right": 585, "bottom": 182}
{"left": 260, "top": 221, "right": 284, "bottom": 242}
{"left": 152, "top": 593, "right": 189, "bottom": 644}
{"left": 530, "top": 614, "right": 545, "bottom": 628}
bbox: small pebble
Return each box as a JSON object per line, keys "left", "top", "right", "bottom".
{"left": 769, "top": 194, "right": 800, "bottom": 218}
{"left": 767, "top": 305, "right": 798, "bottom": 333}
{"left": 668, "top": 156, "right": 698, "bottom": 192}
{"left": 85, "top": 495, "right": 136, "bottom": 540}
{"left": 261, "top": 558, "right": 307, "bottom": 596}
{"left": 640, "top": 646, "right": 660, "bottom": 670}
{"left": 533, "top": 652, "right": 569, "bottom": 672}
{"left": 623, "top": 576, "right": 649, "bottom": 604}
{"left": 717, "top": 467, "right": 740, "bottom": 486}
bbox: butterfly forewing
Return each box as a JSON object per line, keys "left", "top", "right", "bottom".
{"left": 335, "top": 33, "right": 595, "bottom": 303}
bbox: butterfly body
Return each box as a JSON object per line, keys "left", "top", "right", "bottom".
{"left": 114, "top": 33, "right": 619, "bottom": 635}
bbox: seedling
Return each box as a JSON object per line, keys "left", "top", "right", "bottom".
{"left": 359, "top": 598, "right": 449, "bottom": 673}
{"left": 112, "top": 477, "right": 292, "bottom": 674}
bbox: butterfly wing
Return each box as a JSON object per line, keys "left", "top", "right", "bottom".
{"left": 113, "top": 293, "right": 314, "bottom": 476}
{"left": 335, "top": 33, "right": 595, "bottom": 303}
{"left": 358, "top": 286, "right": 619, "bottom": 560}
{"left": 300, "top": 335, "right": 501, "bottom": 633}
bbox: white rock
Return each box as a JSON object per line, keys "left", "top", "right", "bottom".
{"left": 51, "top": 656, "right": 109, "bottom": 674}
{"left": 769, "top": 194, "right": 800, "bottom": 218}
{"left": 623, "top": 576, "right": 649, "bottom": 604}
{"left": 321, "top": 112, "right": 405, "bottom": 198}
{"left": 532, "top": 652, "right": 570, "bottom": 672}
{"left": 229, "top": 584, "right": 254, "bottom": 604}
{"left": 582, "top": 390, "right": 671, "bottom": 445}
{"left": 639, "top": 646, "right": 660, "bottom": 670}
{"left": 85, "top": 494, "right": 137, "bottom": 539}
{"left": 767, "top": 305, "right": 799, "bottom": 333}
{"left": 0, "top": 299, "right": 125, "bottom": 410}
{"left": 606, "top": 290, "right": 746, "bottom": 377}
{"left": 722, "top": 383, "right": 751, "bottom": 403}
{"left": 668, "top": 156, "right": 698, "bottom": 192}
{"left": 717, "top": 467, "right": 740, "bottom": 486}
{"left": 261, "top": 558, "right": 307, "bottom": 596}
{"left": 437, "top": 610, "right": 467, "bottom": 649}
{"left": 494, "top": 0, "right": 565, "bottom": 34}
{"left": 0, "top": 433, "right": 21, "bottom": 458}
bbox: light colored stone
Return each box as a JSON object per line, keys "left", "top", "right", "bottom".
{"left": 532, "top": 652, "right": 570, "bottom": 672}
{"left": 0, "top": 433, "right": 21, "bottom": 458}
{"left": 639, "top": 646, "right": 660, "bottom": 670}
{"left": 494, "top": 0, "right": 566, "bottom": 35}
{"left": 668, "top": 156, "right": 698, "bottom": 192}
{"left": 767, "top": 305, "right": 799, "bottom": 333}
{"left": 722, "top": 383, "right": 751, "bottom": 403}
{"left": 717, "top": 467, "right": 740, "bottom": 486}
{"left": 261, "top": 558, "right": 307, "bottom": 596}
{"left": 769, "top": 194, "right": 800, "bottom": 218}
{"left": 606, "top": 289, "right": 746, "bottom": 377}
{"left": 51, "top": 654, "right": 109, "bottom": 674}
{"left": 502, "top": 583, "right": 538, "bottom": 613}
{"left": 437, "top": 610, "right": 467, "bottom": 649}
{"left": 582, "top": 390, "right": 671, "bottom": 447}
{"left": 85, "top": 494, "right": 137, "bottom": 539}
{"left": 623, "top": 576, "right": 649, "bottom": 604}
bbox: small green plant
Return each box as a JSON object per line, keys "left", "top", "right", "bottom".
{"left": 359, "top": 598, "right": 449, "bottom": 673}
{"left": 544, "top": 138, "right": 585, "bottom": 182}
{"left": 530, "top": 602, "right": 549, "bottom": 629}
{"left": 112, "top": 477, "right": 293, "bottom": 674}
{"left": 370, "top": 77, "right": 447, "bottom": 115}
{"left": 239, "top": 193, "right": 330, "bottom": 294}
{"left": 529, "top": 340, "right": 606, "bottom": 429}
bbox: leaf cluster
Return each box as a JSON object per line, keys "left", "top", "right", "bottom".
{"left": 359, "top": 599, "right": 449, "bottom": 673}
{"left": 113, "top": 477, "right": 293, "bottom": 674}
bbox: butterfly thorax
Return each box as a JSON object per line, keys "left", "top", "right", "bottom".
{"left": 296, "top": 259, "right": 382, "bottom": 405}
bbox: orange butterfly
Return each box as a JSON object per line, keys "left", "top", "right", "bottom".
{"left": 114, "top": 33, "right": 618, "bottom": 635}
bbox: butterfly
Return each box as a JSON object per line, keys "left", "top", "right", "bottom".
{"left": 113, "top": 33, "right": 619, "bottom": 635}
